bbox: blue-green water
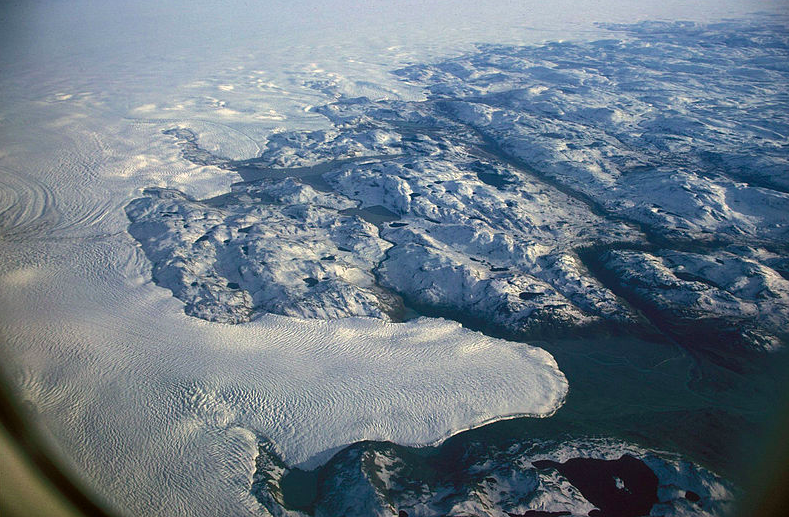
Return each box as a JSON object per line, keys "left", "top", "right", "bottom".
{"left": 279, "top": 330, "right": 789, "bottom": 510}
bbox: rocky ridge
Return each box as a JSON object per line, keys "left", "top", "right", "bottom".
{"left": 127, "top": 20, "right": 789, "bottom": 348}
{"left": 251, "top": 437, "right": 735, "bottom": 517}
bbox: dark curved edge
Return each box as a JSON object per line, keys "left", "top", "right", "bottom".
{"left": 0, "top": 374, "right": 116, "bottom": 517}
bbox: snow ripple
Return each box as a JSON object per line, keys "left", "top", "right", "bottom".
{"left": 0, "top": 228, "right": 567, "bottom": 514}
{"left": 0, "top": 165, "right": 59, "bottom": 238}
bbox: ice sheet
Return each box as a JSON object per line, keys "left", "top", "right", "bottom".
{"left": 0, "top": 96, "right": 565, "bottom": 516}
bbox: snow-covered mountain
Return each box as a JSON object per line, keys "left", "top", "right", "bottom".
{"left": 129, "top": 20, "right": 789, "bottom": 351}
{"left": 253, "top": 437, "right": 735, "bottom": 517}
{"left": 2, "top": 8, "right": 787, "bottom": 516}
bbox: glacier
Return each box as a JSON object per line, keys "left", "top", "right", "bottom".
{"left": 1, "top": 4, "right": 788, "bottom": 517}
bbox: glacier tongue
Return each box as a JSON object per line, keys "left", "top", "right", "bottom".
{"left": 2, "top": 14, "right": 788, "bottom": 517}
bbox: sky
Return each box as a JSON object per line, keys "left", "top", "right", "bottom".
{"left": 2, "top": 0, "right": 786, "bottom": 69}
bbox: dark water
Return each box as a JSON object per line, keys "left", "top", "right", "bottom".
{"left": 278, "top": 328, "right": 789, "bottom": 509}
{"left": 449, "top": 333, "right": 789, "bottom": 484}
{"left": 532, "top": 456, "right": 658, "bottom": 517}
{"left": 231, "top": 154, "right": 397, "bottom": 193}
{"left": 476, "top": 171, "right": 513, "bottom": 188}
{"left": 165, "top": 112, "right": 789, "bottom": 514}
{"left": 339, "top": 205, "right": 399, "bottom": 226}
{"left": 280, "top": 469, "right": 319, "bottom": 510}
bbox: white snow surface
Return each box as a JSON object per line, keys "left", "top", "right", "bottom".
{"left": 2, "top": 3, "right": 787, "bottom": 516}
